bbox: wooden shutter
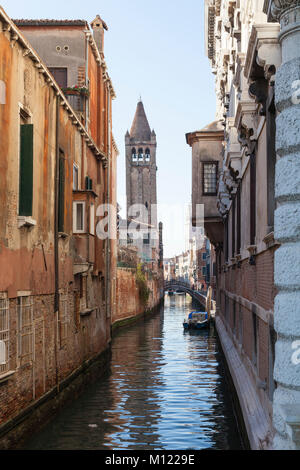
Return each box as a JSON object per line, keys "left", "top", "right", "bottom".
{"left": 58, "top": 155, "right": 65, "bottom": 232}
{"left": 48, "top": 68, "right": 67, "bottom": 89}
{"left": 19, "top": 124, "right": 34, "bottom": 216}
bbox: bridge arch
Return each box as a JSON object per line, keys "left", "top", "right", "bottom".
{"left": 164, "top": 280, "right": 207, "bottom": 309}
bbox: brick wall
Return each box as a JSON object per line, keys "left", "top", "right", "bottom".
{"left": 114, "top": 268, "right": 162, "bottom": 325}
{"left": 0, "top": 288, "right": 108, "bottom": 437}
{"left": 218, "top": 247, "right": 276, "bottom": 404}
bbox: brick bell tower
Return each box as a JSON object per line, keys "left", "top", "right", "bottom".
{"left": 125, "top": 100, "right": 158, "bottom": 260}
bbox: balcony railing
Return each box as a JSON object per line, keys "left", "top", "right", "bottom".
{"left": 65, "top": 92, "right": 86, "bottom": 113}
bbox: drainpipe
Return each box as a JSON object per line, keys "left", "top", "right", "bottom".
{"left": 85, "top": 30, "right": 90, "bottom": 130}
{"left": 105, "top": 90, "right": 111, "bottom": 338}
{"left": 54, "top": 95, "right": 60, "bottom": 389}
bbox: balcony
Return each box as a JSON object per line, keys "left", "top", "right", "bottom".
{"left": 63, "top": 88, "right": 88, "bottom": 116}
{"left": 186, "top": 120, "right": 224, "bottom": 245}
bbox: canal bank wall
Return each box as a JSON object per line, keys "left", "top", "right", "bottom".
{"left": 0, "top": 346, "right": 111, "bottom": 449}
{"left": 215, "top": 313, "right": 274, "bottom": 450}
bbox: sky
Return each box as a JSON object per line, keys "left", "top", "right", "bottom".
{"left": 1, "top": 0, "right": 216, "bottom": 257}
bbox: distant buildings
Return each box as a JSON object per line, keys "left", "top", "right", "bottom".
{"left": 164, "top": 236, "right": 213, "bottom": 293}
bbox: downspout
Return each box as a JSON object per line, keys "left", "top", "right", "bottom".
{"left": 54, "top": 95, "right": 60, "bottom": 389}
{"left": 105, "top": 89, "right": 111, "bottom": 339}
{"left": 85, "top": 30, "right": 90, "bottom": 130}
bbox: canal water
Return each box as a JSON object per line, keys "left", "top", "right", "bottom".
{"left": 24, "top": 295, "right": 243, "bottom": 450}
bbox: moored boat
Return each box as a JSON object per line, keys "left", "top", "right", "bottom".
{"left": 183, "top": 311, "right": 209, "bottom": 330}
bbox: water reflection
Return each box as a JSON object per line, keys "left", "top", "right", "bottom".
{"left": 24, "top": 295, "right": 242, "bottom": 450}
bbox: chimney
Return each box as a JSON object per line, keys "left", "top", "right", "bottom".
{"left": 91, "top": 15, "right": 108, "bottom": 55}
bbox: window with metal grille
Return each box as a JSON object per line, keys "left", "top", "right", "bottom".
{"left": 203, "top": 162, "right": 218, "bottom": 195}
{"left": 59, "top": 293, "right": 69, "bottom": 348}
{"left": 18, "top": 296, "right": 33, "bottom": 363}
{"left": 0, "top": 296, "right": 9, "bottom": 375}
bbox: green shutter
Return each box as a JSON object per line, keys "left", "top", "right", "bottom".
{"left": 19, "top": 124, "right": 34, "bottom": 216}
{"left": 58, "top": 156, "right": 65, "bottom": 232}
{"left": 85, "top": 176, "right": 93, "bottom": 190}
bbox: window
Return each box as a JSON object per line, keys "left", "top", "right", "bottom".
{"left": 252, "top": 311, "right": 258, "bottom": 368}
{"left": 202, "top": 252, "right": 207, "bottom": 260}
{"left": 138, "top": 148, "right": 144, "bottom": 161}
{"left": 58, "top": 151, "right": 65, "bottom": 232}
{"left": 202, "top": 266, "right": 206, "bottom": 276}
{"left": 90, "top": 203, "right": 95, "bottom": 235}
{"left": 73, "top": 164, "right": 79, "bottom": 191}
{"left": 145, "top": 148, "right": 150, "bottom": 162}
{"left": 58, "top": 293, "right": 69, "bottom": 348}
{"left": 132, "top": 148, "right": 137, "bottom": 162}
{"left": 18, "top": 296, "right": 33, "bottom": 363}
{"left": 250, "top": 152, "right": 256, "bottom": 246}
{"left": 80, "top": 275, "right": 88, "bottom": 311}
{"left": 232, "top": 196, "right": 236, "bottom": 257}
{"left": 48, "top": 67, "right": 67, "bottom": 89}
{"left": 203, "top": 162, "right": 218, "bottom": 195}
{"left": 0, "top": 296, "right": 9, "bottom": 375}
{"left": 73, "top": 201, "right": 85, "bottom": 233}
{"left": 19, "top": 123, "right": 34, "bottom": 216}
{"left": 237, "top": 184, "right": 241, "bottom": 254}
{"left": 143, "top": 232, "right": 150, "bottom": 245}
{"left": 85, "top": 176, "right": 93, "bottom": 190}
{"left": 233, "top": 300, "right": 236, "bottom": 335}
{"left": 238, "top": 304, "right": 243, "bottom": 345}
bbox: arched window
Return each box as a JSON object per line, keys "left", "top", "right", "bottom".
{"left": 132, "top": 148, "right": 137, "bottom": 161}
{"left": 145, "top": 148, "right": 150, "bottom": 162}
{"left": 138, "top": 148, "right": 144, "bottom": 161}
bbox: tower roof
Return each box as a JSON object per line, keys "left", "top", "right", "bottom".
{"left": 130, "top": 101, "right": 152, "bottom": 142}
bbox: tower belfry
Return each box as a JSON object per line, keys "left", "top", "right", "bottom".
{"left": 125, "top": 100, "right": 158, "bottom": 260}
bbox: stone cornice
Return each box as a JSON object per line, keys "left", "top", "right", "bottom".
{"left": 186, "top": 129, "right": 224, "bottom": 146}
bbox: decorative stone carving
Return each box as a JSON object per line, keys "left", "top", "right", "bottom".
{"left": 249, "top": 78, "right": 269, "bottom": 115}
{"left": 268, "top": 0, "right": 300, "bottom": 21}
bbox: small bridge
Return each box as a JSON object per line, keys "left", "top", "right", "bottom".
{"left": 164, "top": 280, "right": 207, "bottom": 309}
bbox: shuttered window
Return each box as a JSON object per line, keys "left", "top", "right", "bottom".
{"left": 19, "top": 124, "right": 34, "bottom": 216}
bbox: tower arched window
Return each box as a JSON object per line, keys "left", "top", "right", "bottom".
{"left": 145, "top": 148, "right": 150, "bottom": 162}
{"left": 138, "top": 148, "right": 144, "bottom": 161}
{"left": 132, "top": 148, "right": 137, "bottom": 161}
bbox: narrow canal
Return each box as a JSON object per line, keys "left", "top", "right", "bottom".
{"left": 24, "top": 295, "right": 243, "bottom": 450}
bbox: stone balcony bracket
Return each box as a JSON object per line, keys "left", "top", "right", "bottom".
{"left": 245, "top": 24, "right": 281, "bottom": 84}
{"left": 247, "top": 244, "right": 257, "bottom": 265}
{"left": 263, "top": 231, "right": 280, "bottom": 250}
{"left": 17, "top": 216, "right": 37, "bottom": 229}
